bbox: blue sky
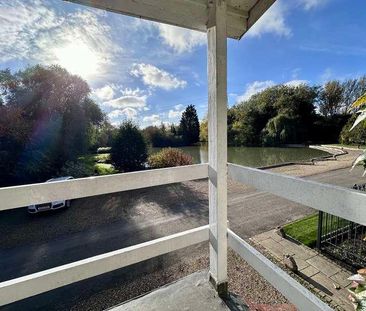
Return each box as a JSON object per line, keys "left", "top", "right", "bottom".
{"left": 1, "top": 0, "right": 365, "bottom": 127}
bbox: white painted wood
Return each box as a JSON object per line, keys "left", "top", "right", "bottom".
{"left": 228, "top": 229, "right": 333, "bottom": 311}
{"left": 228, "top": 163, "right": 366, "bottom": 225}
{"left": 247, "top": 0, "right": 276, "bottom": 30}
{"left": 0, "top": 225, "right": 209, "bottom": 306}
{"left": 207, "top": 0, "right": 228, "bottom": 285}
{"left": 66, "top": 0, "right": 254, "bottom": 39}
{"left": 0, "top": 164, "right": 208, "bottom": 211}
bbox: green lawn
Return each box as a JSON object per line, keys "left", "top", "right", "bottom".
{"left": 78, "top": 153, "right": 117, "bottom": 175}
{"left": 283, "top": 213, "right": 318, "bottom": 248}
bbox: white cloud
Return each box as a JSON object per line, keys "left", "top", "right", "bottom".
{"left": 168, "top": 110, "right": 183, "bottom": 119}
{"left": 285, "top": 79, "right": 309, "bottom": 87}
{"left": 103, "top": 95, "right": 147, "bottom": 109}
{"left": 237, "top": 80, "right": 275, "bottom": 102}
{"left": 299, "top": 0, "right": 329, "bottom": 10}
{"left": 156, "top": 24, "right": 206, "bottom": 53}
{"left": 131, "top": 63, "right": 187, "bottom": 90}
{"left": 247, "top": 2, "right": 291, "bottom": 38}
{"left": 0, "top": 1, "right": 121, "bottom": 79}
{"left": 143, "top": 114, "right": 161, "bottom": 126}
{"left": 237, "top": 79, "right": 309, "bottom": 102}
{"left": 168, "top": 104, "right": 185, "bottom": 120}
{"left": 174, "top": 104, "right": 184, "bottom": 111}
{"left": 121, "top": 87, "right": 147, "bottom": 97}
{"left": 108, "top": 108, "right": 138, "bottom": 121}
{"left": 93, "top": 85, "right": 115, "bottom": 101}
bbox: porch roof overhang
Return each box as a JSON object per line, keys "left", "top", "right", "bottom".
{"left": 65, "top": 0, "right": 275, "bottom": 39}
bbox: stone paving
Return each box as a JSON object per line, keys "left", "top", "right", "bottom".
{"left": 251, "top": 230, "right": 354, "bottom": 311}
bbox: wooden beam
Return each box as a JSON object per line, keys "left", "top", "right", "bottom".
{"left": 247, "top": 0, "right": 276, "bottom": 30}
{"left": 0, "top": 225, "right": 209, "bottom": 306}
{"left": 228, "top": 163, "right": 366, "bottom": 226}
{"left": 0, "top": 164, "right": 208, "bottom": 211}
{"left": 228, "top": 229, "right": 333, "bottom": 311}
{"left": 65, "top": 0, "right": 249, "bottom": 39}
{"left": 207, "top": 0, "right": 228, "bottom": 293}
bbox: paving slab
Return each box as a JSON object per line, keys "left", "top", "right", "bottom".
{"left": 330, "top": 271, "right": 352, "bottom": 288}
{"left": 300, "top": 265, "right": 319, "bottom": 278}
{"left": 252, "top": 229, "right": 354, "bottom": 311}
{"left": 307, "top": 256, "right": 341, "bottom": 278}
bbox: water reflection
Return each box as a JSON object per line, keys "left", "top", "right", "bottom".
{"left": 151, "top": 145, "right": 329, "bottom": 168}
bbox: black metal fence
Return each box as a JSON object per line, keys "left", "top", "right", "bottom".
{"left": 317, "top": 184, "right": 366, "bottom": 268}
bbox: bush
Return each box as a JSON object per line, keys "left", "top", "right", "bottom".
{"left": 339, "top": 114, "right": 366, "bottom": 145}
{"left": 60, "top": 161, "right": 94, "bottom": 178}
{"left": 148, "top": 148, "right": 193, "bottom": 169}
{"left": 110, "top": 121, "right": 148, "bottom": 172}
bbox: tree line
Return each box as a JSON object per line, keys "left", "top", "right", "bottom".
{"left": 200, "top": 77, "right": 366, "bottom": 147}
{"left": 0, "top": 65, "right": 200, "bottom": 186}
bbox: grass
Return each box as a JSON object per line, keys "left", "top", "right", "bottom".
{"left": 283, "top": 213, "right": 318, "bottom": 248}
{"left": 78, "top": 153, "right": 117, "bottom": 175}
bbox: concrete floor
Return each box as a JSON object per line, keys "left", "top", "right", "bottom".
{"left": 109, "top": 271, "right": 248, "bottom": 311}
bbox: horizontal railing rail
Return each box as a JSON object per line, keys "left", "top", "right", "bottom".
{"left": 0, "top": 164, "right": 208, "bottom": 211}
{"left": 2, "top": 162, "right": 360, "bottom": 309}
{"left": 228, "top": 163, "right": 366, "bottom": 225}
{"left": 228, "top": 229, "right": 332, "bottom": 311}
{"left": 0, "top": 225, "right": 209, "bottom": 306}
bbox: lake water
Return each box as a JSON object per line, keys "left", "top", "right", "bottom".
{"left": 151, "top": 146, "right": 329, "bottom": 168}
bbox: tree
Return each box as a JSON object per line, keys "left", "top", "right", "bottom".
{"left": 339, "top": 115, "right": 366, "bottom": 146}
{"left": 110, "top": 121, "right": 147, "bottom": 172}
{"left": 318, "top": 81, "right": 344, "bottom": 116}
{"left": 179, "top": 105, "right": 200, "bottom": 145}
{"left": 0, "top": 65, "right": 104, "bottom": 185}
{"left": 199, "top": 119, "right": 208, "bottom": 142}
{"left": 229, "top": 84, "right": 318, "bottom": 146}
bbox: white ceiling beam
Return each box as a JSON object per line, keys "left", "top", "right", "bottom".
{"left": 65, "top": 0, "right": 275, "bottom": 39}
{"left": 65, "top": 0, "right": 252, "bottom": 39}
{"left": 247, "top": 0, "right": 276, "bottom": 30}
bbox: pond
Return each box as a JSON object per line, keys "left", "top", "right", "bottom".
{"left": 151, "top": 146, "right": 330, "bottom": 168}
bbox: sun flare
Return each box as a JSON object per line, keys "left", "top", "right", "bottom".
{"left": 53, "top": 42, "right": 99, "bottom": 78}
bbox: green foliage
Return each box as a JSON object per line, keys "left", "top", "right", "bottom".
{"left": 148, "top": 148, "right": 193, "bottom": 169}
{"left": 229, "top": 85, "right": 317, "bottom": 146}
{"left": 318, "top": 80, "right": 344, "bottom": 116}
{"left": 110, "top": 121, "right": 147, "bottom": 172}
{"left": 143, "top": 124, "right": 183, "bottom": 147}
{"left": 199, "top": 119, "right": 208, "bottom": 142}
{"left": 60, "top": 160, "right": 94, "bottom": 178}
{"left": 179, "top": 105, "right": 200, "bottom": 145}
{"left": 0, "top": 65, "right": 104, "bottom": 186}
{"left": 340, "top": 115, "right": 366, "bottom": 146}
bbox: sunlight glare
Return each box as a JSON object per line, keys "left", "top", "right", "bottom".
{"left": 53, "top": 42, "right": 99, "bottom": 78}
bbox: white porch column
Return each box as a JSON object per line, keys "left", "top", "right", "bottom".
{"left": 207, "top": 0, "right": 228, "bottom": 297}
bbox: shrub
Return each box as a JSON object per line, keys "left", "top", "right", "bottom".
{"left": 148, "top": 148, "right": 193, "bottom": 169}
{"left": 110, "top": 121, "right": 148, "bottom": 172}
{"left": 59, "top": 161, "right": 94, "bottom": 178}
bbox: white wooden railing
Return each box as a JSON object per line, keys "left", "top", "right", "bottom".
{"left": 2, "top": 162, "right": 362, "bottom": 310}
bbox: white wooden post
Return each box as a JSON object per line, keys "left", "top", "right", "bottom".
{"left": 207, "top": 0, "right": 228, "bottom": 297}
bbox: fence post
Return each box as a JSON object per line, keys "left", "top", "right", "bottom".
{"left": 317, "top": 211, "right": 323, "bottom": 250}
{"left": 207, "top": 0, "right": 228, "bottom": 298}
